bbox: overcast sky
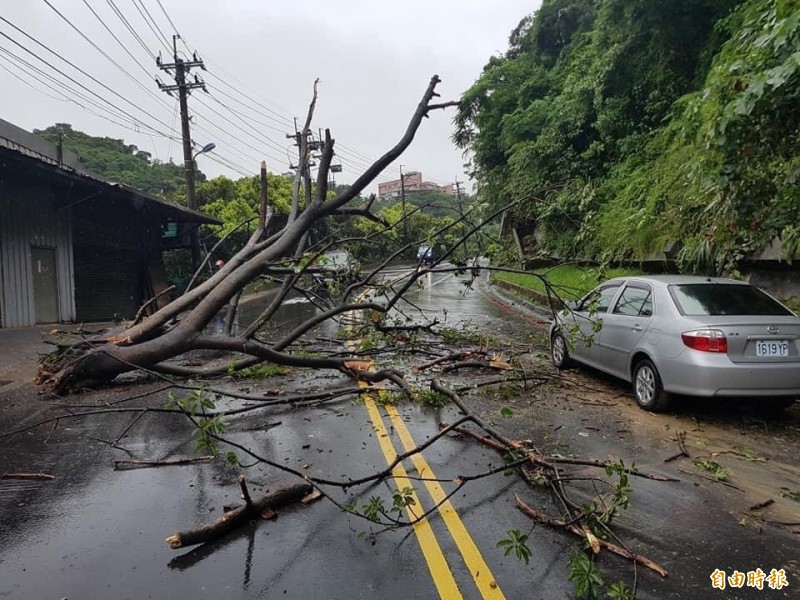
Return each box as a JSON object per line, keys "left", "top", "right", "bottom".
{"left": 0, "top": 1, "right": 539, "bottom": 193}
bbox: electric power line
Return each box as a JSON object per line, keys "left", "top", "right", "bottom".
{"left": 43, "top": 0, "right": 177, "bottom": 118}
{"left": 0, "top": 53, "right": 67, "bottom": 102}
{"left": 148, "top": 0, "right": 428, "bottom": 185}
{"left": 202, "top": 92, "right": 289, "bottom": 155}
{"left": 80, "top": 0, "right": 156, "bottom": 80}
{"left": 153, "top": 0, "right": 181, "bottom": 38}
{"left": 206, "top": 82, "right": 292, "bottom": 133}
{"left": 129, "top": 0, "right": 172, "bottom": 54}
{"left": 191, "top": 95, "right": 291, "bottom": 164}
{"left": 0, "top": 16, "right": 177, "bottom": 138}
{"left": 0, "top": 41, "right": 176, "bottom": 140}
{"left": 0, "top": 49, "right": 178, "bottom": 143}
{"left": 33, "top": 4, "right": 265, "bottom": 179}
{"left": 104, "top": 0, "right": 156, "bottom": 60}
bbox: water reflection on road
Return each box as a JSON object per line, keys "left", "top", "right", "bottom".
{"left": 233, "top": 265, "right": 494, "bottom": 337}
{"left": 387, "top": 265, "right": 503, "bottom": 331}
{"left": 236, "top": 291, "right": 323, "bottom": 336}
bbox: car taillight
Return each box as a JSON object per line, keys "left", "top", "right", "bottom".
{"left": 681, "top": 329, "right": 728, "bottom": 353}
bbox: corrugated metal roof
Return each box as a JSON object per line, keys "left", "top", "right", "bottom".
{"left": 0, "top": 119, "right": 221, "bottom": 225}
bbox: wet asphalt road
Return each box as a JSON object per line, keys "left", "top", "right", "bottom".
{"left": 1, "top": 266, "right": 798, "bottom": 599}
{"left": 0, "top": 267, "right": 575, "bottom": 599}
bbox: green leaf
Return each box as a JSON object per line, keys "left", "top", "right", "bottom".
{"left": 497, "top": 529, "right": 531, "bottom": 565}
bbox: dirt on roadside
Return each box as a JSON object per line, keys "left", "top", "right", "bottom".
{"left": 458, "top": 343, "right": 800, "bottom": 596}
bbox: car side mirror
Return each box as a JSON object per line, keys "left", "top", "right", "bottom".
{"left": 564, "top": 300, "right": 578, "bottom": 311}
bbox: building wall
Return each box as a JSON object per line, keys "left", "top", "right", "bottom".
{"left": 0, "top": 179, "right": 75, "bottom": 327}
{"left": 440, "top": 184, "right": 456, "bottom": 197}
{"left": 72, "top": 198, "right": 144, "bottom": 322}
{"left": 378, "top": 180, "right": 402, "bottom": 198}
{"left": 377, "top": 172, "right": 456, "bottom": 199}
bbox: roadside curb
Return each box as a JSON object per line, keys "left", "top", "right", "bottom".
{"left": 480, "top": 279, "right": 554, "bottom": 326}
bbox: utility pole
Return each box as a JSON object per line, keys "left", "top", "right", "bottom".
{"left": 157, "top": 35, "right": 207, "bottom": 270}
{"left": 286, "top": 126, "right": 314, "bottom": 206}
{"left": 399, "top": 165, "right": 408, "bottom": 252}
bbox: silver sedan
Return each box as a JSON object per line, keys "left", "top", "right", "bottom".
{"left": 549, "top": 275, "right": 800, "bottom": 411}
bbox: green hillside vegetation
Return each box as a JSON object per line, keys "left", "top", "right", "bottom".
{"left": 456, "top": 0, "right": 800, "bottom": 274}
{"left": 35, "top": 123, "right": 192, "bottom": 197}
{"left": 404, "top": 189, "right": 465, "bottom": 219}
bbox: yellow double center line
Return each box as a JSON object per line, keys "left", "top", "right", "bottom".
{"left": 362, "top": 390, "right": 505, "bottom": 599}
{"left": 348, "top": 282, "right": 503, "bottom": 598}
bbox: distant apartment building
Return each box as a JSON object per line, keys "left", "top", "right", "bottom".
{"left": 378, "top": 171, "right": 457, "bottom": 199}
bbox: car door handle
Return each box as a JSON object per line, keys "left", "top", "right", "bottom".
{"left": 632, "top": 323, "right": 643, "bottom": 332}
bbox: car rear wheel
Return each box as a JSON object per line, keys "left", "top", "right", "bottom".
{"left": 551, "top": 333, "right": 572, "bottom": 369}
{"left": 762, "top": 397, "right": 797, "bottom": 413}
{"left": 633, "top": 359, "right": 671, "bottom": 412}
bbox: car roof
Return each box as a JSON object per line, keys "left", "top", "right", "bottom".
{"left": 606, "top": 274, "right": 748, "bottom": 287}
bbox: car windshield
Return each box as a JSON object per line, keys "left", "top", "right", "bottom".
{"left": 669, "top": 284, "right": 793, "bottom": 316}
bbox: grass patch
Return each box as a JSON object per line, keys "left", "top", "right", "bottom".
{"left": 493, "top": 265, "right": 642, "bottom": 300}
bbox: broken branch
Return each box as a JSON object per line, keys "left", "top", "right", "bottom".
{"left": 239, "top": 475, "right": 254, "bottom": 507}
{"left": 515, "top": 495, "right": 668, "bottom": 578}
{"left": 443, "top": 424, "right": 679, "bottom": 482}
{"left": 166, "top": 482, "right": 313, "bottom": 549}
{"left": 664, "top": 431, "right": 689, "bottom": 463}
{"left": 114, "top": 456, "right": 213, "bottom": 470}
{"left": 412, "top": 350, "right": 483, "bottom": 372}
{"left": 1, "top": 472, "right": 55, "bottom": 480}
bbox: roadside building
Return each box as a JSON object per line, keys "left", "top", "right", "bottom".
{"left": 0, "top": 119, "right": 219, "bottom": 328}
{"left": 377, "top": 171, "right": 456, "bottom": 199}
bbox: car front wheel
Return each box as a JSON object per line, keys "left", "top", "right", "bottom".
{"left": 633, "top": 359, "right": 671, "bottom": 412}
{"left": 551, "top": 333, "right": 572, "bottom": 369}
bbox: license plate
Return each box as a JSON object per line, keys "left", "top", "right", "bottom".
{"left": 755, "top": 340, "right": 789, "bottom": 357}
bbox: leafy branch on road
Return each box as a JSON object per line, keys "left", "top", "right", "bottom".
{"left": 430, "top": 378, "right": 670, "bottom": 597}
{"left": 12, "top": 304, "right": 678, "bottom": 597}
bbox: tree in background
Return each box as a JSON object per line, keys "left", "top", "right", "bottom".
{"left": 601, "top": 0, "right": 800, "bottom": 274}
{"left": 197, "top": 173, "right": 294, "bottom": 257}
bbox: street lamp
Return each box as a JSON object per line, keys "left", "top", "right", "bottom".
{"left": 187, "top": 142, "right": 215, "bottom": 269}
{"left": 193, "top": 142, "right": 216, "bottom": 159}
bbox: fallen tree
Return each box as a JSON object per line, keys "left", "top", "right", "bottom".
{"left": 22, "top": 76, "right": 680, "bottom": 598}
{"left": 37, "top": 75, "right": 461, "bottom": 394}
